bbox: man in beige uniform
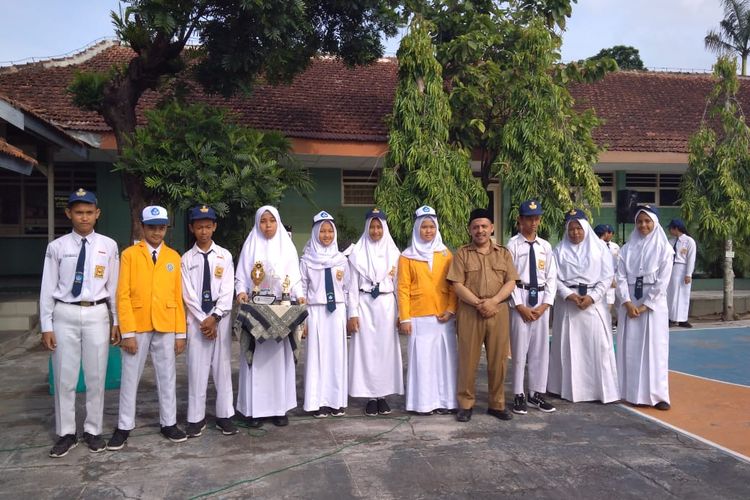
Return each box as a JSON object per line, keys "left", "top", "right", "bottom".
{"left": 447, "top": 208, "right": 518, "bottom": 422}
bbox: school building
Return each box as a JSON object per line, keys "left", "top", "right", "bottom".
{"left": 0, "top": 40, "right": 743, "bottom": 279}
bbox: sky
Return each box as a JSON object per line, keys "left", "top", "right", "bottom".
{"left": 0, "top": 0, "right": 730, "bottom": 72}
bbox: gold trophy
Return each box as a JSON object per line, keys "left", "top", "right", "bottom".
{"left": 251, "top": 262, "right": 265, "bottom": 297}
{"left": 281, "top": 275, "right": 291, "bottom": 305}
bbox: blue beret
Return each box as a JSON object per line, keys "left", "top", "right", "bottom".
{"left": 593, "top": 224, "right": 608, "bottom": 236}
{"left": 667, "top": 218, "right": 688, "bottom": 233}
{"left": 189, "top": 205, "right": 217, "bottom": 222}
{"left": 366, "top": 208, "right": 386, "bottom": 221}
{"left": 564, "top": 208, "right": 587, "bottom": 223}
{"left": 606, "top": 224, "right": 615, "bottom": 233}
{"left": 519, "top": 199, "right": 543, "bottom": 216}
{"left": 68, "top": 188, "right": 97, "bottom": 206}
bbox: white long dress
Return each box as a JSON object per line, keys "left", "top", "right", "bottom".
{"left": 667, "top": 234, "right": 696, "bottom": 322}
{"left": 406, "top": 315, "right": 457, "bottom": 412}
{"left": 549, "top": 218, "right": 619, "bottom": 403}
{"left": 615, "top": 209, "right": 674, "bottom": 406}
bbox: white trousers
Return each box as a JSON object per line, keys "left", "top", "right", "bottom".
{"left": 510, "top": 289, "right": 551, "bottom": 395}
{"left": 187, "top": 316, "right": 234, "bottom": 422}
{"left": 51, "top": 302, "right": 110, "bottom": 436}
{"left": 117, "top": 332, "right": 177, "bottom": 430}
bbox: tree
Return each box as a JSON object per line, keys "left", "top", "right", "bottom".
{"left": 588, "top": 45, "right": 645, "bottom": 71}
{"left": 68, "top": 0, "right": 401, "bottom": 241}
{"left": 705, "top": 0, "right": 750, "bottom": 75}
{"left": 375, "top": 16, "right": 488, "bottom": 248}
{"left": 683, "top": 56, "right": 750, "bottom": 320}
{"left": 414, "top": 1, "right": 614, "bottom": 235}
{"left": 115, "top": 100, "right": 311, "bottom": 256}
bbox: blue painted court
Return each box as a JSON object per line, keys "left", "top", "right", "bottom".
{"left": 669, "top": 327, "right": 750, "bottom": 386}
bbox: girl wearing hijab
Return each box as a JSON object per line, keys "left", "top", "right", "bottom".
{"left": 616, "top": 205, "right": 674, "bottom": 410}
{"left": 346, "top": 209, "right": 404, "bottom": 416}
{"left": 300, "top": 211, "right": 350, "bottom": 418}
{"left": 398, "top": 206, "right": 458, "bottom": 415}
{"left": 549, "top": 210, "right": 619, "bottom": 404}
{"left": 666, "top": 219, "right": 696, "bottom": 328}
{"left": 235, "top": 206, "right": 302, "bottom": 427}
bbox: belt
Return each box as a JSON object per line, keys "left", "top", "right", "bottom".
{"left": 516, "top": 282, "right": 545, "bottom": 292}
{"left": 359, "top": 289, "right": 391, "bottom": 294}
{"left": 565, "top": 283, "right": 591, "bottom": 293}
{"left": 58, "top": 298, "right": 108, "bottom": 307}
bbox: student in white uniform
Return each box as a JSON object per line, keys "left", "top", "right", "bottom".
{"left": 40, "top": 188, "right": 120, "bottom": 457}
{"left": 549, "top": 210, "right": 619, "bottom": 404}
{"left": 235, "top": 205, "right": 302, "bottom": 427}
{"left": 667, "top": 219, "right": 696, "bottom": 328}
{"left": 300, "top": 211, "right": 350, "bottom": 418}
{"left": 181, "top": 205, "right": 237, "bottom": 437}
{"left": 616, "top": 205, "right": 674, "bottom": 410}
{"left": 507, "top": 199, "right": 557, "bottom": 414}
{"left": 594, "top": 224, "right": 620, "bottom": 312}
{"left": 346, "top": 209, "right": 404, "bottom": 416}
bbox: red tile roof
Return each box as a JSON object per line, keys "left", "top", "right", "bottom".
{"left": 0, "top": 137, "right": 38, "bottom": 167}
{"left": 0, "top": 42, "right": 745, "bottom": 153}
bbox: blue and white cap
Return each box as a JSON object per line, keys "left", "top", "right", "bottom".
{"left": 141, "top": 205, "right": 169, "bottom": 225}
{"left": 415, "top": 205, "right": 437, "bottom": 218}
{"left": 313, "top": 210, "right": 335, "bottom": 224}
{"left": 68, "top": 188, "right": 97, "bottom": 206}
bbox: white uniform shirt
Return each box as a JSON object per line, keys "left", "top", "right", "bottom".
{"left": 300, "top": 261, "right": 349, "bottom": 306}
{"left": 181, "top": 242, "right": 235, "bottom": 321}
{"left": 39, "top": 230, "right": 119, "bottom": 332}
{"left": 507, "top": 233, "right": 557, "bottom": 307}
{"left": 345, "top": 261, "right": 397, "bottom": 319}
{"left": 670, "top": 234, "right": 696, "bottom": 276}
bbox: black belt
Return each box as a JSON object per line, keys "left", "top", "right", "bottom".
{"left": 58, "top": 298, "right": 108, "bottom": 307}
{"left": 359, "top": 289, "right": 391, "bottom": 294}
{"left": 516, "top": 282, "right": 545, "bottom": 292}
{"left": 565, "top": 283, "right": 591, "bottom": 295}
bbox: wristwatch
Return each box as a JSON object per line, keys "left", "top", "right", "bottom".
{"left": 211, "top": 312, "right": 221, "bottom": 321}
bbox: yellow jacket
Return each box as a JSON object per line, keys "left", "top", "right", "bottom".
{"left": 397, "top": 251, "right": 457, "bottom": 322}
{"left": 117, "top": 241, "right": 186, "bottom": 334}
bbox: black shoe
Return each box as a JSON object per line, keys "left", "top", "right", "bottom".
{"left": 330, "top": 407, "right": 346, "bottom": 417}
{"left": 106, "top": 428, "right": 129, "bottom": 451}
{"left": 377, "top": 398, "right": 391, "bottom": 415}
{"left": 272, "top": 415, "right": 289, "bottom": 427}
{"left": 654, "top": 401, "right": 671, "bottom": 411}
{"left": 186, "top": 419, "right": 207, "bottom": 438}
{"left": 246, "top": 416, "right": 264, "bottom": 428}
{"left": 435, "top": 408, "right": 456, "bottom": 415}
{"left": 216, "top": 418, "right": 238, "bottom": 435}
{"left": 487, "top": 408, "right": 513, "bottom": 421}
{"left": 456, "top": 408, "right": 473, "bottom": 422}
{"left": 160, "top": 424, "right": 187, "bottom": 443}
{"left": 512, "top": 393, "right": 528, "bottom": 415}
{"left": 82, "top": 432, "right": 106, "bottom": 453}
{"left": 669, "top": 321, "right": 678, "bottom": 327}
{"left": 527, "top": 392, "right": 556, "bottom": 413}
{"left": 313, "top": 407, "right": 330, "bottom": 419}
{"left": 49, "top": 434, "right": 78, "bottom": 458}
{"left": 678, "top": 321, "right": 693, "bottom": 328}
{"left": 365, "top": 399, "right": 378, "bottom": 417}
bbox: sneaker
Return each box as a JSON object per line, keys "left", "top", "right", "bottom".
{"left": 186, "top": 419, "right": 207, "bottom": 438}
{"left": 654, "top": 401, "right": 671, "bottom": 411}
{"left": 487, "top": 408, "right": 513, "bottom": 421}
{"left": 678, "top": 321, "right": 693, "bottom": 328}
{"left": 106, "top": 428, "right": 129, "bottom": 451}
{"left": 512, "top": 393, "right": 528, "bottom": 415}
{"left": 216, "top": 418, "right": 238, "bottom": 435}
{"left": 330, "top": 407, "right": 346, "bottom": 417}
{"left": 246, "top": 416, "right": 264, "bottom": 428}
{"left": 377, "top": 398, "right": 391, "bottom": 415}
{"left": 365, "top": 399, "right": 378, "bottom": 417}
{"left": 456, "top": 408, "right": 472, "bottom": 422}
{"left": 527, "top": 392, "right": 556, "bottom": 413}
{"left": 82, "top": 432, "right": 106, "bottom": 453}
{"left": 272, "top": 415, "right": 289, "bottom": 427}
{"left": 160, "top": 424, "right": 188, "bottom": 443}
{"left": 49, "top": 434, "right": 78, "bottom": 458}
{"left": 313, "top": 407, "right": 330, "bottom": 419}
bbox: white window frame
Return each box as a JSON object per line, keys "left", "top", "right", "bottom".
{"left": 341, "top": 169, "right": 378, "bottom": 207}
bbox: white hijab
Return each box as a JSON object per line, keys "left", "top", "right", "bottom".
{"left": 622, "top": 208, "right": 674, "bottom": 280}
{"left": 348, "top": 216, "right": 400, "bottom": 283}
{"left": 401, "top": 215, "right": 447, "bottom": 271}
{"left": 237, "top": 205, "right": 301, "bottom": 291}
{"left": 301, "top": 220, "right": 348, "bottom": 269}
{"left": 555, "top": 217, "right": 613, "bottom": 285}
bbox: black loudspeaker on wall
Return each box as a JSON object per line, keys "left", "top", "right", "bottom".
{"left": 616, "top": 190, "right": 639, "bottom": 224}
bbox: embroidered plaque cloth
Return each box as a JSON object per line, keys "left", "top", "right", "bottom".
{"left": 234, "top": 303, "right": 308, "bottom": 366}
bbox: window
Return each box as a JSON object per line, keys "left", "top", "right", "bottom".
{"left": 625, "top": 173, "right": 680, "bottom": 207}
{"left": 342, "top": 169, "right": 378, "bottom": 206}
{"left": 598, "top": 172, "right": 615, "bottom": 205}
{"left": 0, "top": 164, "right": 97, "bottom": 236}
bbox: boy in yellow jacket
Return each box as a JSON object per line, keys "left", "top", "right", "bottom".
{"left": 107, "top": 206, "right": 187, "bottom": 450}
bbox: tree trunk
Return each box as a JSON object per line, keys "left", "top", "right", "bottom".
{"left": 723, "top": 238, "right": 735, "bottom": 321}
{"left": 742, "top": 55, "right": 747, "bottom": 76}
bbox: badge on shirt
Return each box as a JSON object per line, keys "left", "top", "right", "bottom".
{"left": 538, "top": 260, "right": 545, "bottom": 270}
{"left": 680, "top": 248, "right": 688, "bottom": 256}
{"left": 215, "top": 266, "right": 224, "bottom": 278}
{"left": 94, "top": 265, "right": 105, "bottom": 279}
{"left": 388, "top": 266, "right": 396, "bottom": 278}
{"left": 166, "top": 263, "right": 175, "bottom": 272}
{"left": 336, "top": 269, "right": 344, "bottom": 281}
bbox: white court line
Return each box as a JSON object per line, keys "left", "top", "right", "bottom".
{"left": 619, "top": 404, "right": 750, "bottom": 465}
{"left": 669, "top": 369, "right": 750, "bottom": 389}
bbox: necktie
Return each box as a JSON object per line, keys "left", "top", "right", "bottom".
{"left": 152, "top": 250, "right": 157, "bottom": 264}
{"left": 324, "top": 267, "right": 336, "bottom": 312}
{"left": 201, "top": 251, "right": 213, "bottom": 313}
{"left": 672, "top": 237, "right": 678, "bottom": 262}
{"left": 527, "top": 241, "right": 538, "bottom": 306}
{"left": 370, "top": 283, "right": 380, "bottom": 299}
{"left": 71, "top": 237, "right": 87, "bottom": 297}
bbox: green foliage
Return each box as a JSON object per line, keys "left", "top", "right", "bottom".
{"left": 115, "top": 100, "right": 312, "bottom": 255}
{"left": 67, "top": 70, "right": 113, "bottom": 112}
{"left": 588, "top": 45, "right": 645, "bottom": 71}
{"left": 375, "top": 16, "right": 488, "bottom": 248}
{"left": 683, "top": 56, "right": 750, "bottom": 245}
{"left": 705, "top": 0, "right": 750, "bottom": 75}
{"left": 418, "top": 1, "right": 606, "bottom": 236}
